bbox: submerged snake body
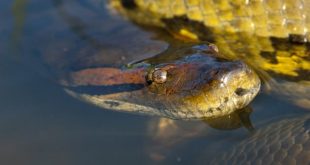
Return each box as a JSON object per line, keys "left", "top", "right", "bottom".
{"left": 209, "top": 115, "right": 310, "bottom": 164}
{"left": 109, "top": 0, "right": 310, "bottom": 108}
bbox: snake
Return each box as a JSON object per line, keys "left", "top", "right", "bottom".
{"left": 21, "top": 0, "right": 309, "bottom": 163}
{"left": 61, "top": 0, "right": 310, "bottom": 121}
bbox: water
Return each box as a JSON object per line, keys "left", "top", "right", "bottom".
{"left": 1, "top": 0, "right": 309, "bottom": 164}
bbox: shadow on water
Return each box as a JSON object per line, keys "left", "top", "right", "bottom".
{"left": 1, "top": 0, "right": 309, "bottom": 164}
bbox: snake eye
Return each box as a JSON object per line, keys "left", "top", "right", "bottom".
{"left": 146, "top": 65, "right": 175, "bottom": 84}
{"left": 152, "top": 69, "right": 167, "bottom": 83}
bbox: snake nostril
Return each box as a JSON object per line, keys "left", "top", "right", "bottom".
{"left": 235, "top": 88, "right": 249, "bottom": 96}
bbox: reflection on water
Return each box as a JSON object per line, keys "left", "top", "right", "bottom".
{"left": 1, "top": 0, "right": 309, "bottom": 164}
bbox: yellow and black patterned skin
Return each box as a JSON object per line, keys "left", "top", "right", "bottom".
{"left": 109, "top": 0, "right": 310, "bottom": 108}
{"left": 110, "top": 0, "right": 310, "bottom": 40}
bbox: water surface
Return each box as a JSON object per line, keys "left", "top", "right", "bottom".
{"left": 1, "top": 0, "right": 309, "bottom": 164}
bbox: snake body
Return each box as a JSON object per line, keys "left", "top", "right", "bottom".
{"left": 110, "top": 0, "right": 310, "bottom": 41}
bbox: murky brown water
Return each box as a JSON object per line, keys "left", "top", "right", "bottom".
{"left": 1, "top": 0, "right": 309, "bottom": 164}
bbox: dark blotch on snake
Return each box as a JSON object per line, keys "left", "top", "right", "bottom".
{"left": 120, "top": 0, "right": 137, "bottom": 10}
{"left": 260, "top": 51, "right": 278, "bottom": 64}
{"left": 104, "top": 101, "right": 120, "bottom": 108}
{"left": 289, "top": 34, "right": 308, "bottom": 43}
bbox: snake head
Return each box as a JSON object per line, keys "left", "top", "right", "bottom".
{"left": 143, "top": 44, "right": 261, "bottom": 119}
{"left": 63, "top": 43, "right": 260, "bottom": 120}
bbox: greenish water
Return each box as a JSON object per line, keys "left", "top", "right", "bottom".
{"left": 1, "top": 0, "right": 309, "bottom": 164}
